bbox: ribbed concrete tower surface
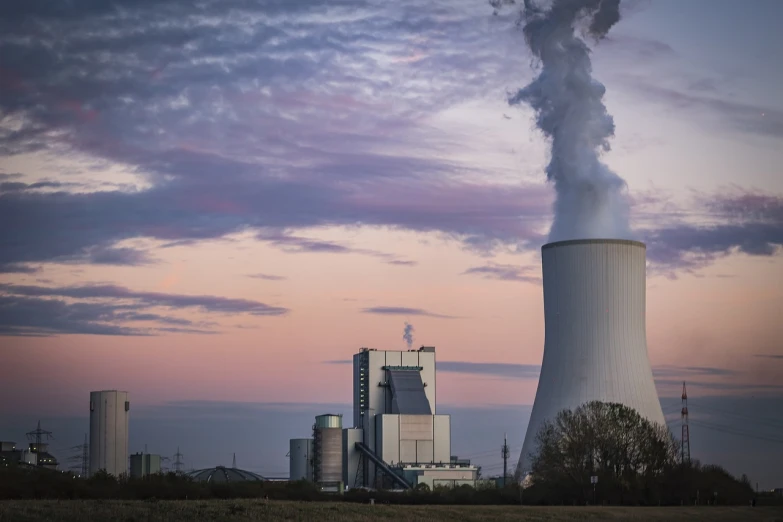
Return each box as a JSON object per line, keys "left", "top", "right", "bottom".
{"left": 518, "top": 239, "right": 665, "bottom": 477}
{"left": 90, "top": 390, "right": 130, "bottom": 477}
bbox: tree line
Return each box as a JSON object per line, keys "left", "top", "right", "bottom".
{"left": 1, "top": 401, "right": 774, "bottom": 506}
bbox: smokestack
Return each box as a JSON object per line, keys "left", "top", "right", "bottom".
{"left": 403, "top": 322, "right": 414, "bottom": 350}
{"left": 509, "top": 0, "right": 630, "bottom": 242}
{"left": 516, "top": 239, "right": 666, "bottom": 477}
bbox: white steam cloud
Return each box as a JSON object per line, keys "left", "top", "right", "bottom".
{"left": 508, "top": 0, "right": 631, "bottom": 242}
{"left": 403, "top": 322, "right": 415, "bottom": 349}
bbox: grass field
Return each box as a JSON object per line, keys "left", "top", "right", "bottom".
{"left": 1, "top": 500, "right": 782, "bottom": 522}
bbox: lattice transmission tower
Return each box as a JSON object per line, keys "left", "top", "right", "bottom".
{"left": 173, "top": 447, "right": 184, "bottom": 474}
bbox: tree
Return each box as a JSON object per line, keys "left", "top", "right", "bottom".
{"left": 528, "top": 401, "right": 679, "bottom": 504}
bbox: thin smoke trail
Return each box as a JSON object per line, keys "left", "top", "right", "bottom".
{"left": 403, "top": 322, "right": 414, "bottom": 349}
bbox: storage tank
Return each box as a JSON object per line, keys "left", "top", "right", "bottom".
{"left": 313, "top": 414, "right": 342, "bottom": 483}
{"left": 289, "top": 438, "right": 313, "bottom": 481}
{"left": 90, "top": 390, "right": 130, "bottom": 477}
{"left": 517, "top": 240, "right": 666, "bottom": 476}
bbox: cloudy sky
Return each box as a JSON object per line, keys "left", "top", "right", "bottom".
{"left": 1, "top": 0, "right": 782, "bottom": 487}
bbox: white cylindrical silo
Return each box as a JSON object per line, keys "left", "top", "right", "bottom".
{"left": 89, "top": 390, "right": 130, "bottom": 477}
{"left": 518, "top": 239, "right": 665, "bottom": 476}
{"left": 289, "top": 438, "right": 313, "bottom": 481}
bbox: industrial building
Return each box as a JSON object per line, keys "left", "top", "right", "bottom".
{"left": 90, "top": 390, "right": 130, "bottom": 477}
{"left": 0, "top": 441, "right": 38, "bottom": 467}
{"left": 130, "top": 452, "right": 161, "bottom": 478}
{"left": 290, "top": 346, "right": 478, "bottom": 490}
{"left": 517, "top": 239, "right": 667, "bottom": 477}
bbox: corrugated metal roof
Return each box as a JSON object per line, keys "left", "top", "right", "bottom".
{"left": 186, "top": 466, "right": 266, "bottom": 482}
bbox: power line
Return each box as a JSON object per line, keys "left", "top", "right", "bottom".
{"left": 689, "top": 419, "right": 783, "bottom": 445}
{"left": 688, "top": 399, "right": 783, "bottom": 430}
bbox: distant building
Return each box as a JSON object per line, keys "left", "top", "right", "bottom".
{"left": 27, "top": 442, "right": 58, "bottom": 469}
{"left": 90, "top": 390, "right": 130, "bottom": 477}
{"left": 130, "top": 452, "right": 161, "bottom": 478}
{"left": 0, "top": 441, "right": 38, "bottom": 467}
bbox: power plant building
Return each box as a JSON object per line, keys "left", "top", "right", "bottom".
{"left": 130, "top": 452, "right": 161, "bottom": 478}
{"left": 518, "top": 239, "right": 666, "bottom": 476}
{"left": 291, "top": 346, "right": 477, "bottom": 490}
{"left": 90, "top": 390, "right": 130, "bottom": 477}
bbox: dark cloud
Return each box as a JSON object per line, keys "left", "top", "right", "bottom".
{"left": 629, "top": 81, "right": 783, "bottom": 139}
{"left": 0, "top": 263, "right": 40, "bottom": 274}
{"left": 755, "top": 354, "right": 783, "bottom": 360}
{"left": 361, "top": 306, "right": 456, "bottom": 319}
{"left": 644, "top": 191, "right": 783, "bottom": 277}
{"left": 462, "top": 263, "right": 540, "bottom": 284}
{"left": 0, "top": 0, "right": 551, "bottom": 268}
{"left": 0, "top": 283, "right": 288, "bottom": 316}
{"left": 247, "top": 273, "right": 287, "bottom": 281}
{"left": 386, "top": 260, "right": 418, "bottom": 266}
{"left": 256, "top": 231, "right": 416, "bottom": 266}
{"left": 653, "top": 365, "right": 739, "bottom": 378}
{"left": 0, "top": 173, "right": 23, "bottom": 181}
{"left": 437, "top": 361, "right": 541, "bottom": 379}
{"left": 656, "top": 379, "right": 783, "bottom": 394}
{"left": 0, "top": 0, "right": 778, "bottom": 279}
{"left": 0, "top": 180, "right": 73, "bottom": 192}
{"left": 0, "top": 294, "right": 207, "bottom": 336}
{"left": 0, "top": 282, "right": 287, "bottom": 336}
{"left": 84, "top": 246, "right": 154, "bottom": 266}
{"left": 603, "top": 33, "right": 676, "bottom": 60}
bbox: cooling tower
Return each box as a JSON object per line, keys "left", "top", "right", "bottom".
{"left": 517, "top": 239, "right": 665, "bottom": 476}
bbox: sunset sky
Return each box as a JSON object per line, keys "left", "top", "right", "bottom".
{"left": 1, "top": 0, "right": 782, "bottom": 487}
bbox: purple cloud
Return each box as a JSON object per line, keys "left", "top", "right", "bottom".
{"left": 0, "top": 0, "right": 779, "bottom": 282}
{"left": 247, "top": 273, "right": 287, "bottom": 281}
{"left": 462, "top": 263, "right": 540, "bottom": 284}
{"left": 361, "top": 306, "right": 456, "bottom": 319}
{"left": 0, "top": 283, "right": 288, "bottom": 316}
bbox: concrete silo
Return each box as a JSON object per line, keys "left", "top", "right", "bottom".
{"left": 89, "top": 390, "right": 130, "bottom": 477}
{"left": 313, "top": 414, "right": 343, "bottom": 488}
{"left": 518, "top": 239, "right": 666, "bottom": 476}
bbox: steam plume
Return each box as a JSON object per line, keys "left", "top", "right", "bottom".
{"left": 509, "top": 0, "right": 631, "bottom": 242}
{"left": 403, "top": 322, "right": 415, "bottom": 349}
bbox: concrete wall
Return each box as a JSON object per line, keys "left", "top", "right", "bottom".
{"left": 402, "top": 467, "right": 479, "bottom": 489}
{"left": 342, "top": 428, "right": 362, "bottom": 488}
{"left": 376, "top": 414, "right": 450, "bottom": 466}
{"left": 518, "top": 240, "right": 666, "bottom": 476}
{"left": 89, "top": 390, "right": 130, "bottom": 477}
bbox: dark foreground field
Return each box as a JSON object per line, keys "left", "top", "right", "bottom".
{"left": 0, "top": 500, "right": 782, "bottom": 522}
